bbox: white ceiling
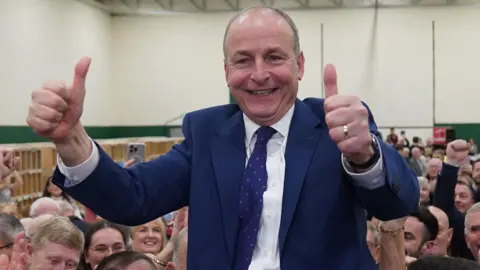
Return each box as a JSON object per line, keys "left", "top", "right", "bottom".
{"left": 77, "top": 0, "right": 478, "bottom": 13}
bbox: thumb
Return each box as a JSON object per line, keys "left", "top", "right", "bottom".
{"left": 0, "top": 254, "right": 9, "bottom": 270}
{"left": 72, "top": 57, "right": 92, "bottom": 93}
{"left": 323, "top": 64, "right": 338, "bottom": 98}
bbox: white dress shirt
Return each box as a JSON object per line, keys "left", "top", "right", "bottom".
{"left": 58, "top": 105, "right": 386, "bottom": 270}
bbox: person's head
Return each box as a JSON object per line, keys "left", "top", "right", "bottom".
{"left": 465, "top": 202, "right": 480, "bottom": 260}
{"left": 427, "top": 206, "right": 453, "bottom": 256}
{"left": 95, "top": 251, "right": 157, "bottom": 270}
{"left": 404, "top": 207, "right": 439, "bottom": 258}
{"left": 0, "top": 213, "right": 24, "bottom": 259}
{"left": 407, "top": 255, "right": 480, "bottom": 270}
{"left": 418, "top": 177, "right": 430, "bottom": 206}
{"left": 57, "top": 200, "right": 74, "bottom": 217}
{"left": 223, "top": 7, "right": 304, "bottom": 126}
{"left": 131, "top": 218, "right": 167, "bottom": 255}
{"left": 426, "top": 158, "right": 442, "bottom": 178}
{"left": 432, "top": 149, "right": 445, "bottom": 161}
{"left": 28, "top": 216, "right": 84, "bottom": 270}
{"left": 0, "top": 202, "right": 19, "bottom": 218}
{"left": 390, "top": 127, "right": 395, "bottom": 133}
{"left": 455, "top": 182, "right": 475, "bottom": 214}
{"left": 26, "top": 214, "right": 55, "bottom": 240}
{"left": 365, "top": 222, "right": 380, "bottom": 264}
{"left": 400, "top": 130, "right": 405, "bottom": 136}
{"left": 472, "top": 160, "right": 480, "bottom": 180}
{"left": 43, "top": 176, "right": 65, "bottom": 198}
{"left": 29, "top": 197, "right": 61, "bottom": 218}
{"left": 81, "top": 220, "right": 130, "bottom": 270}
{"left": 167, "top": 227, "right": 188, "bottom": 270}
{"left": 412, "top": 147, "right": 422, "bottom": 159}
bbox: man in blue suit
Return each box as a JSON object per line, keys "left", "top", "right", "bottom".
{"left": 26, "top": 6, "right": 419, "bottom": 270}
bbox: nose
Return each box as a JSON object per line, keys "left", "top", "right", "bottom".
{"left": 250, "top": 59, "right": 271, "bottom": 84}
{"left": 147, "top": 230, "right": 154, "bottom": 237}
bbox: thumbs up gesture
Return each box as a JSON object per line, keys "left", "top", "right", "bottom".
{"left": 27, "top": 57, "right": 91, "bottom": 142}
{"left": 323, "top": 64, "right": 374, "bottom": 165}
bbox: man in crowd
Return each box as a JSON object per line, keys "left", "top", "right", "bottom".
{"left": 29, "top": 197, "right": 60, "bottom": 218}
{"left": 24, "top": 5, "right": 419, "bottom": 270}
{"left": 0, "top": 213, "right": 24, "bottom": 260}
{"left": 404, "top": 206, "right": 439, "bottom": 258}
{"left": 465, "top": 202, "right": 480, "bottom": 262}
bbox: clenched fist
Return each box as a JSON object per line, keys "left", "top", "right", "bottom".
{"left": 26, "top": 57, "right": 91, "bottom": 142}
{"left": 0, "top": 147, "right": 20, "bottom": 180}
{"left": 323, "top": 64, "right": 373, "bottom": 165}
{"left": 446, "top": 139, "right": 470, "bottom": 166}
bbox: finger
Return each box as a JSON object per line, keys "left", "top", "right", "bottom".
{"left": 325, "top": 107, "right": 359, "bottom": 129}
{"left": 30, "top": 104, "right": 63, "bottom": 123}
{"left": 324, "top": 64, "right": 338, "bottom": 99}
{"left": 42, "top": 81, "right": 69, "bottom": 102}
{"left": 329, "top": 119, "right": 369, "bottom": 144}
{"left": 32, "top": 89, "right": 68, "bottom": 113}
{"left": 324, "top": 95, "right": 360, "bottom": 113}
{"left": 26, "top": 115, "right": 58, "bottom": 134}
{"left": 0, "top": 254, "right": 9, "bottom": 270}
{"left": 72, "top": 57, "right": 91, "bottom": 94}
{"left": 123, "top": 159, "right": 136, "bottom": 168}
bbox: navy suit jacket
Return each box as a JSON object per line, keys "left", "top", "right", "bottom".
{"left": 53, "top": 98, "right": 419, "bottom": 270}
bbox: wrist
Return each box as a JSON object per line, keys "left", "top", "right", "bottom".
{"left": 54, "top": 123, "right": 92, "bottom": 166}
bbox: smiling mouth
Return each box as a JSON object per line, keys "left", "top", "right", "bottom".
{"left": 247, "top": 88, "right": 279, "bottom": 96}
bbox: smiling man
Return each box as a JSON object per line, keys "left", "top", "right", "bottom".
{"left": 27, "top": 6, "right": 419, "bottom": 270}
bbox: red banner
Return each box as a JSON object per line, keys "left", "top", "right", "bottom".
{"left": 433, "top": 127, "right": 447, "bottom": 145}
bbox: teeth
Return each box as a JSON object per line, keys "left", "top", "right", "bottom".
{"left": 144, "top": 242, "right": 156, "bottom": 245}
{"left": 252, "top": 89, "right": 274, "bottom": 96}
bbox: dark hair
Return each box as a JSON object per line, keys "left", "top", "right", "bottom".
{"left": 408, "top": 255, "right": 480, "bottom": 270}
{"left": 42, "top": 176, "right": 73, "bottom": 203}
{"left": 409, "top": 206, "right": 439, "bottom": 243}
{"left": 95, "top": 251, "right": 157, "bottom": 270}
{"left": 78, "top": 220, "right": 131, "bottom": 270}
{"left": 0, "top": 213, "right": 24, "bottom": 245}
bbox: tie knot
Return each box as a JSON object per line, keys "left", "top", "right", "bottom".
{"left": 256, "top": 126, "right": 276, "bottom": 142}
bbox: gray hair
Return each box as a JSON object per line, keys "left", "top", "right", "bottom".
{"left": 0, "top": 213, "right": 24, "bottom": 245}
{"left": 465, "top": 202, "right": 480, "bottom": 234}
{"left": 172, "top": 227, "right": 188, "bottom": 265}
{"left": 417, "top": 177, "right": 429, "bottom": 188}
{"left": 57, "top": 200, "right": 74, "bottom": 216}
{"left": 29, "top": 197, "right": 60, "bottom": 217}
{"left": 223, "top": 6, "right": 300, "bottom": 60}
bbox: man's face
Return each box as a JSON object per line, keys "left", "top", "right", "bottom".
{"left": 404, "top": 217, "right": 431, "bottom": 258}
{"left": 224, "top": 9, "right": 304, "bottom": 126}
{"left": 465, "top": 211, "right": 480, "bottom": 259}
{"left": 427, "top": 159, "right": 442, "bottom": 177}
{"left": 473, "top": 162, "right": 480, "bottom": 180}
{"left": 29, "top": 242, "right": 80, "bottom": 270}
{"left": 455, "top": 184, "right": 474, "bottom": 214}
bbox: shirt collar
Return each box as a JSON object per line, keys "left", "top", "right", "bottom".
{"left": 243, "top": 104, "right": 295, "bottom": 145}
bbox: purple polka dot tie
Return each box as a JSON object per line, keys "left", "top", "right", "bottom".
{"left": 234, "top": 126, "right": 277, "bottom": 270}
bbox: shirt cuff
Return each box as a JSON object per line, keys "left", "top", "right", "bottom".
{"left": 341, "top": 146, "right": 386, "bottom": 190}
{"left": 57, "top": 138, "right": 100, "bottom": 188}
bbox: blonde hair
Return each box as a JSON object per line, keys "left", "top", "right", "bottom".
{"left": 417, "top": 176, "right": 429, "bottom": 188}
{"left": 30, "top": 216, "right": 84, "bottom": 252}
{"left": 131, "top": 217, "right": 168, "bottom": 252}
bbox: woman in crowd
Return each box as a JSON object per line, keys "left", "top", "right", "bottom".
{"left": 79, "top": 221, "right": 130, "bottom": 270}
{"left": 42, "top": 176, "right": 82, "bottom": 218}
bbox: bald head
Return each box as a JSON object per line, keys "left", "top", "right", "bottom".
{"left": 223, "top": 6, "right": 300, "bottom": 60}
{"left": 428, "top": 158, "right": 442, "bottom": 167}
{"left": 428, "top": 206, "right": 449, "bottom": 230}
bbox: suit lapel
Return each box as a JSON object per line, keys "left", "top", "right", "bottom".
{"left": 279, "top": 100, "right": 322, "bottom": 253}
{"left": 210, "top": 110, "right": 246, "bottom": 264}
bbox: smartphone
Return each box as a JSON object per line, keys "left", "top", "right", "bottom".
{"left": 126, "top": 143, "right": 146, "bottom": 165}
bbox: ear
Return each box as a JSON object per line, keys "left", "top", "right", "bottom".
{"left": 446, "top": 228, "right": 453, "bottom": 243}
{"left": 224, "top": 61, "right": 229, "bottom": 83}
{"left": 84, "top": 251, "right": 90, "bottom": 264}
{"left": 167, "top": 262, "right": 175, "bottom": 270}
{"left": 373, "top": 246, "right": 381, "bottom": 263}
{"left": 423, "top": 240, "right": 435, "bottom": 252}
{"left": 296, "top": 51, "right": 305, "bottom": 81}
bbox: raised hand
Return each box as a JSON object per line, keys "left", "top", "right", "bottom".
{"left": 27, "top": 57, "right": 91, "bottom": 142}
{"left": 0, "top": 147, "right": 20, "bottom": 180}
{"left": 0, "top": 232, "right": 29, "bottom": 270}
{"left": 323, "top": 64, "right": 373, "bottom": 165}
{"left": 446, "top": 139, "right": 470, "bottom": 166}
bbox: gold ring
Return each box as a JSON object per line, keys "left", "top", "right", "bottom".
{"left": 343, "top": 125, "right": 349, "bottom": 138}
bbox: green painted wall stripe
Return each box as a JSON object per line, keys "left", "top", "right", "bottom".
{"left": 0, "top": 126, "right": 180, "bottom": 144}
